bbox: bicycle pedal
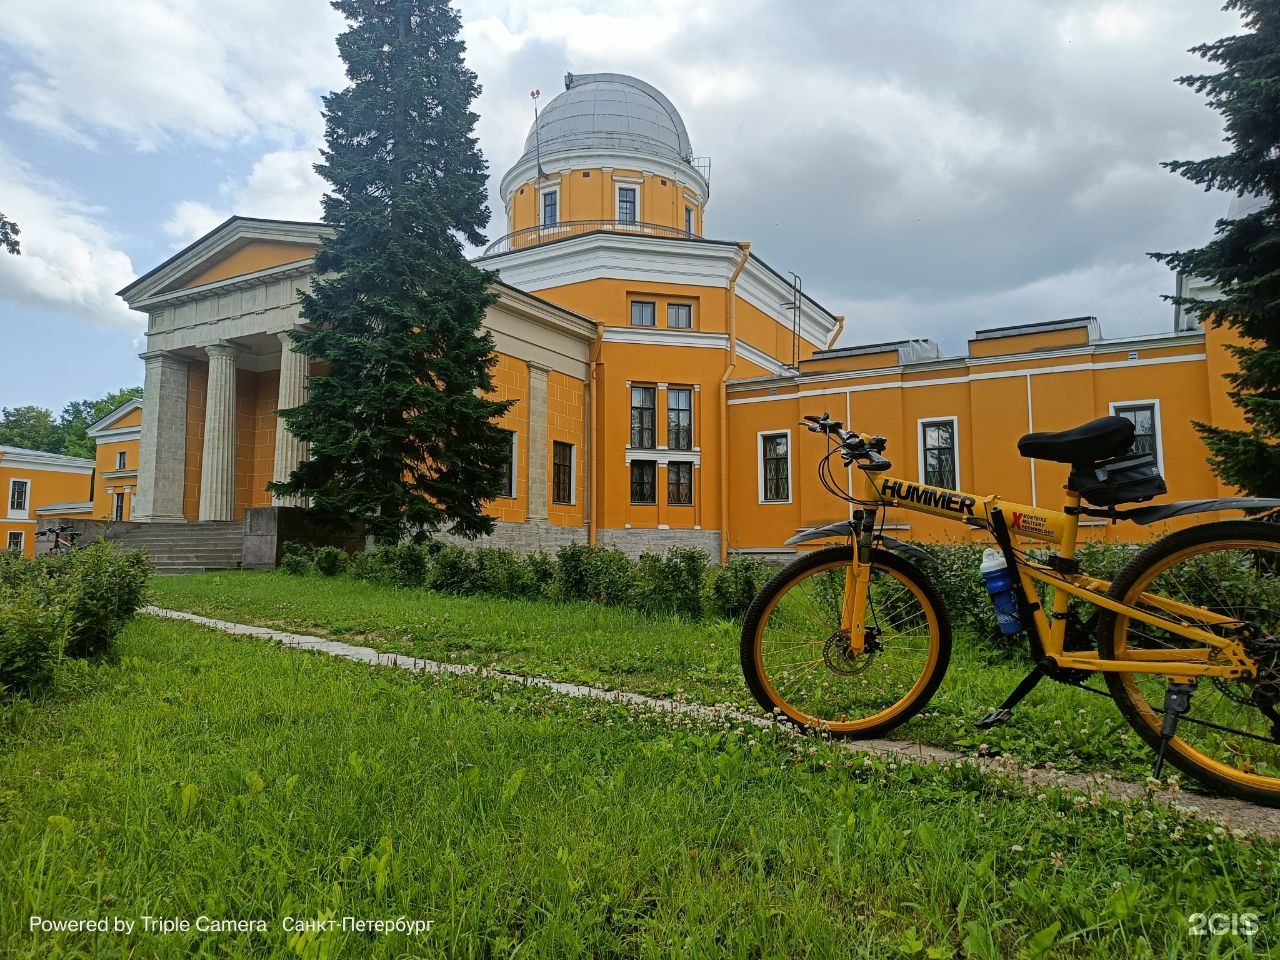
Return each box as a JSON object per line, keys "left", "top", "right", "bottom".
{"left": 975, "top": 707, "right": 1013, "bottom": 729}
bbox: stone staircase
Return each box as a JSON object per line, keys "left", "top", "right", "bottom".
{"left": 104, "top": 521, "right": 245, "bottom": 574}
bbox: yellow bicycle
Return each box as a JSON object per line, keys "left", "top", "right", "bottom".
{"left": 740, "top": 412, "right": 1280, "bottom": 804}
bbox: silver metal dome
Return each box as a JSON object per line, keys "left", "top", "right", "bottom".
{"left": 521, "top": 73, "right": 694, "bottom": 164}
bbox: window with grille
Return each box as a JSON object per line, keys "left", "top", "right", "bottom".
{"left": 667, "top": 388, "right": 692, "bottom": 450}
{"left": 920, "top": 419, "right": 957, "bottom": 490}
{"left": 6, "top": 532, "right": 21, "bottom": 552}
{"left": 9, "top": 480, "right": 28, "bottom": 513}
{"left": 630, "top": 300, "right": 656, "bottom": 327}
{"left": 631, "top": 386, "right": 656, "bottom": 448}
{"left": 1114, "top": 403, "right": 1158, "bottom": 458}
{"left": 630, "top": 461, "right": 656, "bottom": 504}
{"left": 552, "top": 441, "right": 573, "bottom": 504}
{"left": 668, "top": 461, "right": 693, "bottom": 505}
{"left": 667, "top": 303, "right": 692, "bottom": 329}
{"left": 498, "top": 429, "right": 516, "bottom": 497}
{"left": 761, "top": 433, "right": 790, "bottom": 502}
{"left": 618, "top": 186, "right": 637, "bottom": 223}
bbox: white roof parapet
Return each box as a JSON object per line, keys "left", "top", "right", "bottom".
{"left": 0, "top": 446, "right": 95, "bottom": 472}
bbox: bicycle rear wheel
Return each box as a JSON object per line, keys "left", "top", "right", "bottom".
{"left": 1098, "top": 520, "right": 1280, "bottom": 804}
{"left": 740, "top": 545, "right": 950, "bottom": 738}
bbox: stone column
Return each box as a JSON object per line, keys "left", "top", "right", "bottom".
{"left": 526, "top": 362, "right": 550, "bottom": 522}
{"left": 272, "top": 330, "right": 309, "bottom": 506}
{"left": 198, "top": 341, "right": 239, "bottom": 522}
{"left": 133, "top": 350, "right": 189, "bottom": 523}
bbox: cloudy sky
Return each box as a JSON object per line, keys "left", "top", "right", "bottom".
{"left": 0, "top": 0, "right": 1242, "bottom": 412}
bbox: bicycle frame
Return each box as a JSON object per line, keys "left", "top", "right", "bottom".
{"left": 838, "top": 462, "right": 1255, "bottom": 681}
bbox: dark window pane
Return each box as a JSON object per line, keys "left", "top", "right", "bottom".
{"left": 630, "top": 301, "right": 655, "bottom": 326}
{"left": 667, "top": 303, "right": 692, "bottom": 328}
{"left": 921, "top": 420, "right": 957, "bottom": 489}
{"left": 667, "top": 388, "right": 693, "bottom": 450}
{"left": 668, "top": 461, "right": 693, "bottom": 505}
{"left": 553, "top": 441, "right": 573, "bottom": 504}
{"left": 631, "top": 386, "right": 656, "bottom": 448}
{"left": 1116, "top": 404, "right": 1157, "bottom": 457}
{"left": 9, "top": 481, "right": 27, "bottom": 512}
{"left": 631, "top": 461, "right": 656, "bottom": 503}
{"left": 762, "top": 433, "right": 789, "bottom": 501}
{"left": 542, "top": 190, "right": 557, "bottom": 225}
{"left": 498, "top": 429, "right": 516, "bottom": 497}
{"left": 685, "top": 205, "right": 694, "bottom": 234}
{"left": 618, "top": 186, "right": 637, "bottom": 223}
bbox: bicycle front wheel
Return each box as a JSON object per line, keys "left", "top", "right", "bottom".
{"left": 1099, "top": 520, "right": 1280, "bottom": 804}
{"left": 740, "top": 545, "right": 951, "bottom": 738}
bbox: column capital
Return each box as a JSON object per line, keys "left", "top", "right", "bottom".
{"left": 527, "top": 360, "right": 551, "bottom": 376}
{"left": 204, "top": 341, "right": 241, "bottom": 361}
{"left": 277, "top": 325, "right": 312, "bottom": 347}
{"left": 138, "top": 349, "right": 188, "bottom": 367}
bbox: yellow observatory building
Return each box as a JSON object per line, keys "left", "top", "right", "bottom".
{"left": 111, "top": 72, "right": 1245, "bottom": 566}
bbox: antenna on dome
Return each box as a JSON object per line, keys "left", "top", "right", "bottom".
{"left": 530, "top": 88, "right": 546, "bottom": 183}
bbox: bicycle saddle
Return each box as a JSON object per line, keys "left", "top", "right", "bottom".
{"left": 1016, "top": 415, "right": 1135, "bottom": 464}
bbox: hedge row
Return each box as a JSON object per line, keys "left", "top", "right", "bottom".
{"left": 0, "top": 542, "right": 149, "bottom": 698}
{"left": 282, "top": 541, "right": 769, "bottom": 622}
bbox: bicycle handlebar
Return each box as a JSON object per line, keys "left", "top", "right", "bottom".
{"left": 800, "top": 412, "right": 893, "bottom": 472}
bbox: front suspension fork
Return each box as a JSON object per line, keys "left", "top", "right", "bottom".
{"left": 840, "top": 534, "right": 874, "bottom": 655}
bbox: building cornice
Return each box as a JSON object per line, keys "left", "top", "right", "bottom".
{"left": 0, "top": 446, "right": 95, "bottom": 473}
{"left": 86, "top": 397, "right": 144, "bottom": 438}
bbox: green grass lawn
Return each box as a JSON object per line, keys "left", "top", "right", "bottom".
{"left": 1, "top": 616, "right": 1276, "bottom": 958}
{"left": 149, "top": 572, "right": 1156, "bottom": 780}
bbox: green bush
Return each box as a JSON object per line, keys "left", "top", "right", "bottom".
{"left": 0, "top": 586, "right": 60, "bottom": 696}
{"left": 377, "top": 544, "right": 431, "bottom": 589}
{"left": 62, "top": 543, "right": 150, "bottom": 660}
{"left": 472, "top": 547, "right": 533, "bottom": 597}
{"left": 280, "top": 542, "right": 313, "bottom": 576}
{"left": 634, "top": 547, "right": 707, "bottom": 618}
{"left": 553, "top": 543, "right": 592, "bottom": 602}
{"left": 428, "top": 545, "right": 477, "bottom": 594}
{"left": 312, "top": 545, "right": 349, "bottom": 577}
{"left": 523, "top": 551, "right": 555, "bottom": 597}
{"left": 704, "top": 555, "right": 766, "bottom": 620}
{"left": 583, "top": 548, "right": 635, "bottom": 607}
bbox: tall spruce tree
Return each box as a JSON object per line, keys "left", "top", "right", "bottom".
{"left": 270, "top": 0, "right": 510, "bottom": 543}
{"left": 1153, "top": 1, "right": 1280, "bottom": 495}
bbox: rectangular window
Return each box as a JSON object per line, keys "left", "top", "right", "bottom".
{"left": 761, "top": 433, "right": 790, "bottom": 502}
{"left": 630, "top": 300, "right": 656, "bottom": 327}
{"left": 668, "top": 461, "right": 693, "bottom": 506}
{"left": 685, "top": 205, "right": 694, "bottom": 234}
{"left": 9, "top": 480, "right": 28, "bottom": 513}
{"left": 630, "top": 461, "right": 657, "bottom": 504}
{"left": 667, "top": 388, "right": 693, "bottom": 450}
{"left": 541, "top": 188, "right": 558, "bottom": 226}
{"left": 116, "top": 451, "right": 127, "bottom": 470}
{"left": 552, "top": 441, "right": 573, "bottom": 505}
{"left": 617, "top": 185, "right": 637, "bottom": 223}
{"left": 113, "top": 492, "right": 125, "bottom": 522}
{"left": 630, "top": 386, "right": 656, "bottom": 448}
{"left": 920, "top": 419, "right": 958, "bottom": 490}
{"left": 1114, "top": 402, "right": 1158, "bottom": 458}
{"left": 6, "top": 531, "right": 21, "bottom": 553}
{"left": 499, "top": 429, "right": 517, "bottom": 497}
{"left": 667, "top": 303, "right": 692, "bottom": 329}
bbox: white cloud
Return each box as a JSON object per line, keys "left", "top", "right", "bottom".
{"left": 0, "top": 148, "right": 138, "bottom": 328}
{"left": 164, "top": 149, "right": 325, "bottom": 246}
{"left": 0, "top": 0, "right": 345, "bottom": 149}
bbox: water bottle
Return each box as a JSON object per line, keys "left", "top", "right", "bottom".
{"left": 980, "top": 548, "right": 1023, "bottom": 635}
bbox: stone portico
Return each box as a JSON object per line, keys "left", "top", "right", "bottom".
{"left": 119, "top": 217, "right": 596, "bottom": 544}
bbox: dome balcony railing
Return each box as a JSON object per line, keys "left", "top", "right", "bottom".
{"left": 480, "top": 219, "right": 700, "bottom": 258}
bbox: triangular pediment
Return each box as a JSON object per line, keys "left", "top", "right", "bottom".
{"left": 118, "top": 217, "right": 332, "bottom": 307}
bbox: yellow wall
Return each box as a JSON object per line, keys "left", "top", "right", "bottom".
{"left": 726, "top": 337, "right": 1222, "bottom": 551}
{"left": 507, "top": 167, "right": 702, "bottom": 235}
{"left": 90, "top": 405, "right": 143, "bottom": 521}
{"left": 183, "top": 241, "right": 318, "bottom": 288}
{"left": 0, "top": 459, "right": 93, "bottom": 558}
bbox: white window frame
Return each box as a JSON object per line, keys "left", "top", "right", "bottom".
{"left": 116, "top": 450, "right": 127, "bottom": 469}
{"left": 6, "top": 530, "right": 23, "bottom": 553}
{"left": 539, "top": 183, "right": 560, "bottom": 227}
{"left": 552, "top": 440, "right": 575, "bottom": 506}
{"left": 684, "top": 205, "right": 694, "bottom": 235}
{"left": 917, "top": 416, "right": 960, "bottom": 490}
{"left": 113, "top": 491, "right": 126, "bottom": 522}
{"left": 1109, "top": 398, "right": 1164, "bottom": 475}
{"left": 7, "top": 478, "right": 30, "bottom": 519}
{"left": 758, "top": 429, "right": 792, "bottom": 504}
{"left": 615, "top": 182, "right": 641, "bottom": 223}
